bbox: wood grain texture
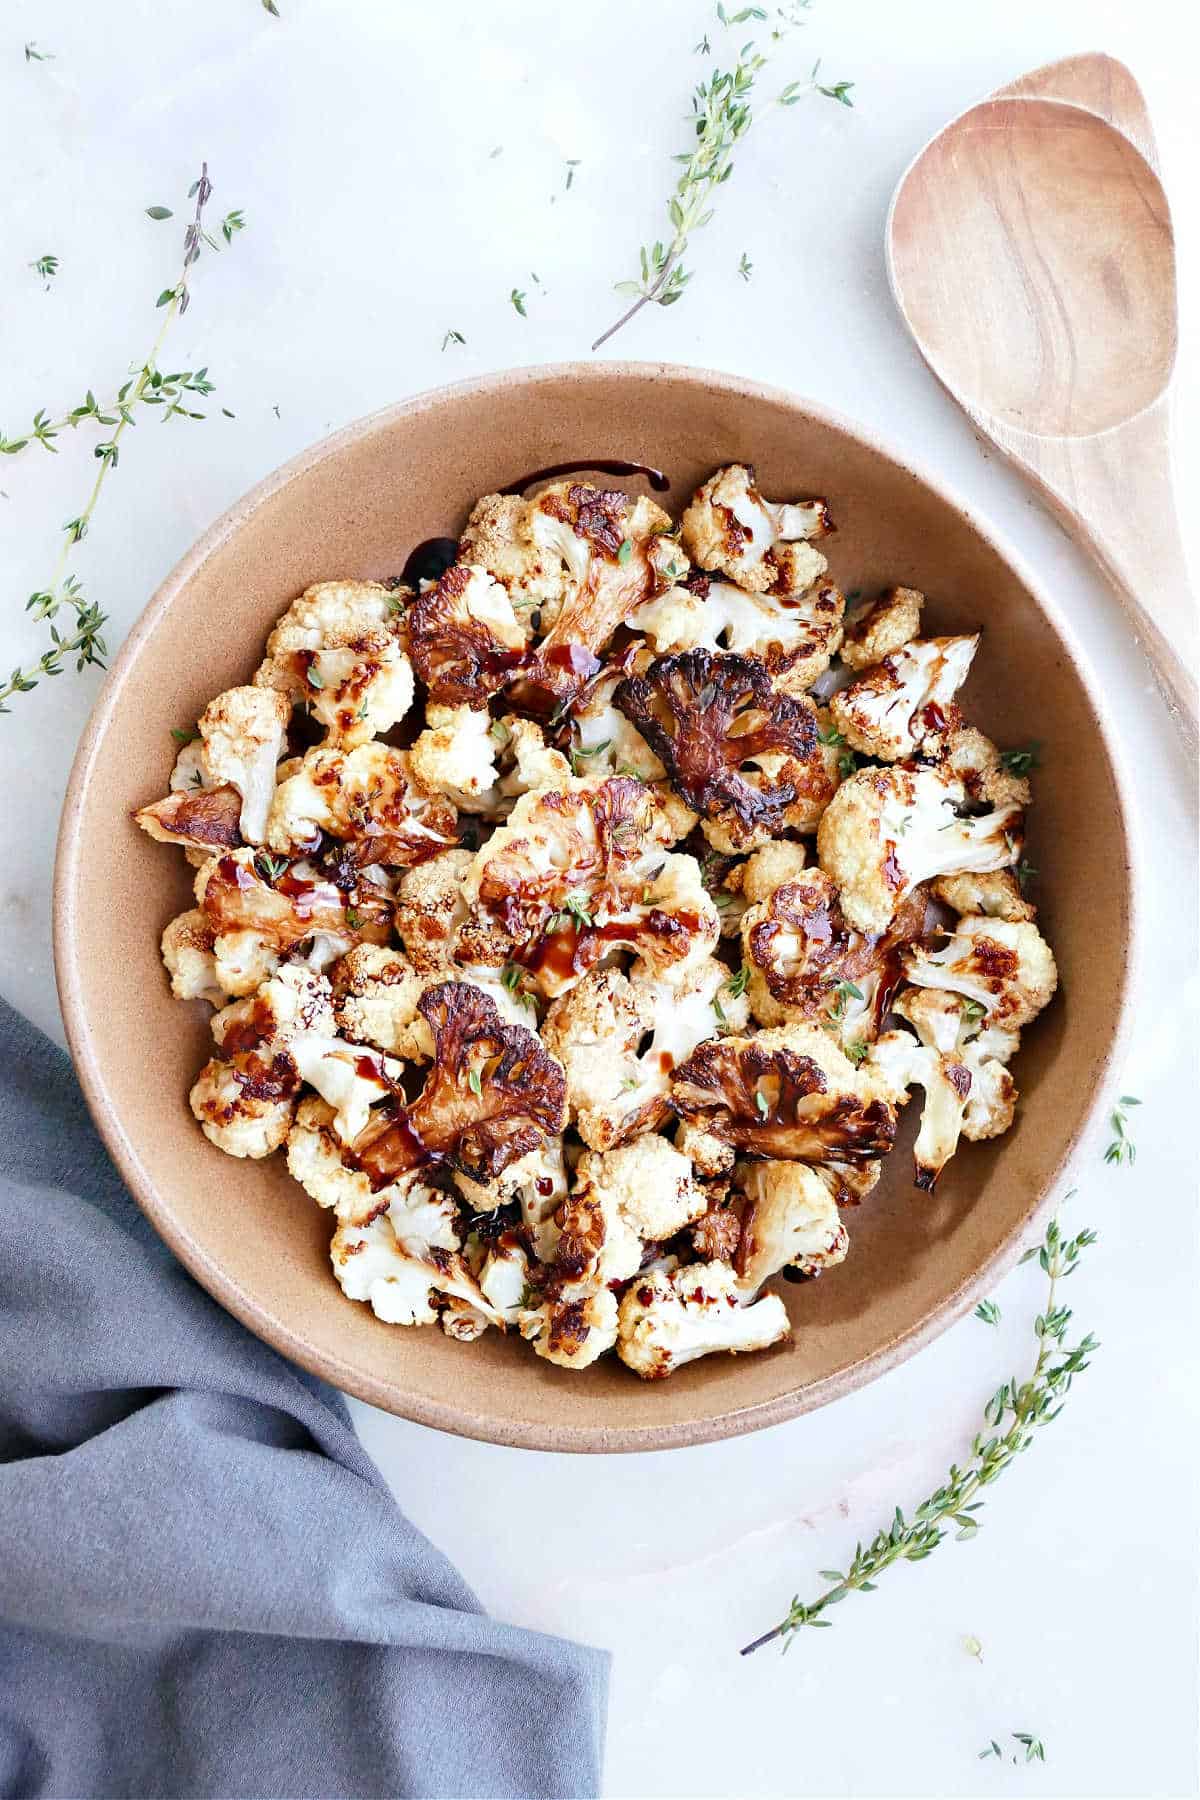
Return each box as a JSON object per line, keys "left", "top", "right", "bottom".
{"left": 888, "top": 55, "right": 1197, "bottom": 761}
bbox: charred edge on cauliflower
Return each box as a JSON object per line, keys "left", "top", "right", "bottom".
{"left": 134, "top": 785, "right": 245, "bottom": 851}
{"left": 669, "top": 1037, "right": 895, "bottom": 1163}
{"left": 747, "top": 871, "right": 927, "bottom": 1026}
{"left": 407, "top": 564, "right": 530, "bottom": 707}
{"left": 614, "top": 650, "right": 817, "bottom": 837}
{"left": 200, "top": 851, "right": 392, "bottom": 952}
{"left": 353, "top": 982, "right": 566, "bottom": 1190}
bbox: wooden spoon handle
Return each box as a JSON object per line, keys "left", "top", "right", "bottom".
{"left": 1010, "top": 395, "right": 1198, "bottom": 761}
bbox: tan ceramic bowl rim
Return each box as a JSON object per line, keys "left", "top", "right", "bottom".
{"left": 53, "top": 362, "right": 1140, "bottom": 1452}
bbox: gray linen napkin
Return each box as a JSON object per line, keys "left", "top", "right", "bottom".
{"left": 0, "top": 997, "right": 608, "bottom": 1799}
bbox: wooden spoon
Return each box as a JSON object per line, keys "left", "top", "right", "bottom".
{"left": 887, "top": 53, "right": 1197, "bottom": 759}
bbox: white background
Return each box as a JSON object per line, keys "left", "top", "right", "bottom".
{"left": 2, "top": 2, "right": 1197, "bottom": 1795}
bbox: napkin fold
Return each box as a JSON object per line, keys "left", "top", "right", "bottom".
{"left": 0, "top": 997, "right": 608, "bottom": 1799}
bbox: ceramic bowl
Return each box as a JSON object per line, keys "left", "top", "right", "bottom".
{"left": 54, "top": 363, "right": 1134, "bottom": 1451}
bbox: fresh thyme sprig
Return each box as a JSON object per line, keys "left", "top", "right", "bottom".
{"left": 592, "top": 3, "right": 852, "bottom": 350}
{"left": 30, "top": 254, "right": 59, "bottom": 288}
{"left": 1104, "top": 1094, "right": 1140, "bottom": 1166}
{"left": 740, "top": 1213, "right": 1099, "bottom": 1655}
{"left": 980, "top": 1733, "right": 1046, "bottom": 1764}
{"left": 1, "top": 165, "right": 244, "bottom": 716}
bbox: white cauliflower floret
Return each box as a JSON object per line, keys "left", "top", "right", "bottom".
{"left": 838, "top": 586, "right": 924, "bottom": 670}
{"left": 817, "top": 764, "right": 1024, "bottom": 934}
{"left": 331, "top": 1209, "right": 497, "bottom": 1329}
{"left": 829, "top": 635, "right": 979, "bottom": 762}
{"left": 680, "top": 464, "right": 832, "bottom": 596}
{"left": 737, "top": 840, "right": 809, "bottom": 904}
{"left": 478, "top": 1241, "right": 530, "bottom": 1324}
{"left": 330, "top": 944, "right": 431, "bottom": 1058}
{"left": 395, "top": 848, "right": 474, "bottom": 973}
{"left": 902, "top": 915, "right": 1057, "bottom": 1029}
{"left": 576, "top": 1133, "right": 707, "bottom": 1248}
{"left": 616, "top": 1260, "right": 791, "bottom": 1380}
{"left": 409, "top": 704, "right": 501, "bottom": 811}
{"left": 733, "top": 1160, "right": 849, "bottom": 1297}
{"left": 631, "top": 572, "right": 845, "bottom": 696}
{"left": 265, "top": 743, "right": 458, "bottom": 865}
{"left": 496, "top": 715, "right": 573, "bottom": 797}
{"left": 567, "top": 668, "right": 666, "bottom": 783}
{"left": 197, "top": 686, "right": 291, "bottom": 844}
{"left": 189, "top": 1057, "right": 296, "bottom": 1159}
{"left": 542, "top": 956, "right": 748, "bottom": 1150}
{"left": 931, "top": 869, "right": 1036, "bottom": 923}
{"left": 161, "top": 909, "right": 223, "bottom": 1004}
{"left": 255, "top": 579, "right": 414, "bottom": 745}
{"left": 459, "top": 492, "right": 568, "bottom": 625}
{"left": 866, "top": 987, "right": 1021, "bottom": 1188}
{"left": 211, "top": 963, "right": 395, "bottom": 1145}
{"left": 286, "top": 1096, "right": 379, "bottom": 1220}
{"left": 519, "top": 1287, "right": 619, "bottom": 1370}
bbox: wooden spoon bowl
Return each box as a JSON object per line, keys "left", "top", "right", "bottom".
{"left": 887, "top": 55, "right": 1197, "bottom": 758}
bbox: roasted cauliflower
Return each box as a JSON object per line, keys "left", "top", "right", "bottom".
{"left": 142, "top": 461, "right": 1058, "bottom": 1383}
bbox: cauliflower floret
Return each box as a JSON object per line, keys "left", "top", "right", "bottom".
{"left": 866, "top": 987, "right": 1021, "bottom": 1187}
{"left": 615, "top": 650, "right": 842, "bottom": 854}
{"left": 265, "top": 743, "right": 458, "bottom": 865}
{"left": 737, "top": 839, "right": 809, "bottom": 904}
{"left": 680, "top": 464, "right": 832, "bottom": 597}
{"left": 520, "top": 485, "right": 685, "bottom": 703}
{"left": 409, "top": 704, "right": 501, "bottom": 812}
{"left": 543, "top": 955, "right": 748, "bottom": 1150}
{"left": 189, "top": 1054, "right": 296, "bottom": 1159}
{"left": 287, "top": 1096, "right": 380, "bottom": 1220}
{"left": 407, "top": 564, "right": 528, "bottom": 708}
{"left": 453, "top": 1139, "right": 568, "bottom": 1263}
{"left": 675, "top": 1118, "right": 736, "bottom": 1179}
{"left": 331, "top": 1209, "right": 498, "bottom": 1328}
{"left": 519, "top": 1287, "right": 619, "bottom": 1369}
{"left": 459, "top": 491, "right": 568, "bottom": 625}
{"left": 161, "top": 909, "right": 223, "bottom": 1003}
{"left": 740, "top": 864, "right": 927, "bottom": 1048}
{"left": 943, "top": 726, "right": 1034, "bottom": 811}
{"left": 631, "top": 570, "right": 845, "bottom": 696}
{"left": 478, "top": 1240, "right": 530, "bottom": 1324}
{"left": 196, "top": 686, "right": 291, "bottom": 844}
{"left": 496, "top": 714, "right": 574, "bottom": 796}
{"left": 902, "top": 915, "right": 1057, "bottom": 1029}
{"left": 733, "top": 1159, "right": 850, "bottom": 1296}
{"left": 829, "top": 635, "right": 979, "bottom": 762}
{"left": 134, "top": 780, "right": 244, "bottom": 855}
{"left": 459, "top": 775, "right": 718, "bottom": 995}
{"left": 330, "top": 944, "right": 431, "bottom": 1058}
{"left": 255, "top": 580, "right": 414, "bottom": 746}
{"left": 576, "top": 1133, "right": 707, "bottom": 1248}
{"left": 817, "top": 764, "right": 1024, "bottom": 934}
{"left": 210, "top": 962, "right": 396, "bottom": 1144}
{"left": 931, "top": 869, "right": 1036, "bottom": 923}
{"left": 352, "top": 983, "right": 566, "bottom": 1191}
{"left": 566, "top": 666, "right": 667, "bottom": 783}
{"left": 670, "top": 1021, "right": 896, "bottom": 1165}
{"left": 394, "top": 847, "right": 474, "bottom": 973}
{"left": 616, "top": 1260, "right": 791, "bottom": 1380}
{"left": 194, "top": 848, "right": 391, "bottom": 995}
{"left": 838, "top": 586, "right": 924, "bottom": 670}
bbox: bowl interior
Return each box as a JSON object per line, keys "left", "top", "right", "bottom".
{"left": 55, "top": 365, "right": 1131, "bottom": 1451}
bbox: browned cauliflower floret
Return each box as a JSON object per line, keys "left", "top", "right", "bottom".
{"left": 732, "top": 1159, "right": 850, "bottom": 1295}
{"left": 542, "top": 956, "right": 749, "bottom": 1150}
{"left": 943, "top": 726, "right": 1034, "bottom": 811}
{"left": 519, "top": 1288, "right": 619, "bottom": 1369}
{"left": 394, "top": 848, "right": 474, "bottom": 974}
{"left": 254, "top": 580, "right": 414, "bottom": 746}
{"left": 459, "top": 775, "right": 717, "bottom": 996}
{"left": 829, "top": 635, "right": 979, "bottom": 762}
{"left": 407, "top": 565, "right": 528, "bottom": 709}
{"left": 352, "top": 983, "right": 566, "bottom": 1191}
{"left": 839, "top": 586, "right": 924, "bottom": 670}
{"left": 555, "top": 1134, "right": 706, "bottom": 1276}
{"left": 816, "top": 764, "right": 1024, "bottom": 934}
{"left": 866, "top": 986, "right": 1021, "bottom": 1188}
{"left": 931, "top": 869, "right": 1036, "bottom": 923}
{"left": 265, "top": 743, "right": 458, "bottom": 866}
{"left": 190, "top": 1056, "right": 297, "bottom": 1160}
{"left": 330, "top": 944, "right": 431, "bottom": 1058}
{"left": 680, "top": 464, "right": 832, "bottom": 596}
{"left": 519, "top": 484, "right": 685, "bottom": 704}
{"left": 160, "top": 908, "right": 223, "bottom": 1004}
{"left": 196, "top": 686, "right": 291, "bottom": 844}
{"left": 616, "top": 1260, "right": 790, "bottom": 1380}
{"left": 740, "top": 865, "right": 927, "bottom": 1049}
{"left": 459, "top": 492, "right": 569, "bottom": 624}
{"left": 615, "top": 650, "right": 841, "bottom": 853}
{"left": 134, "top": 781, "right": 244, "bottom": 856}
{"left": 736, "top": 840, "right": 809, "bottom": 903}
{"left": 631, "top": 569, "right": 846, "bottom": 696}
{"left": 902, "top": 915, "right": 1057, "bottom": 1029}
{"left": 195, "top": 848, "right": 391, "bottom": 992}
{"left": 670, "top": 1022, "right": 896, "bottom": 1165}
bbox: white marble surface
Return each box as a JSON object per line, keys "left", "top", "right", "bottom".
{"left": 3, "top": 1, "right": 1198, "bottom": 1793}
